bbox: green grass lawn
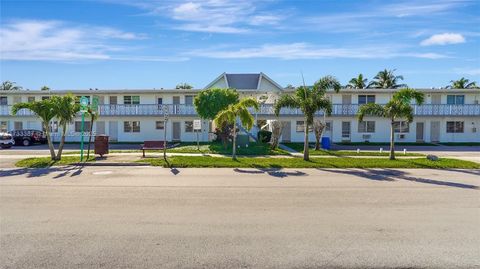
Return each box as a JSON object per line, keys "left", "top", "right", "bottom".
{"left": 138, "top": 156, "right": 480, "bottom": 169}
{"left": 65, "top": 142, "right": 289, "bottom": 156}
{"left": 16, "top": 156, "right": 96, "bottom": 168}
{"left": 282, "top": 143, "right": 423, "bottom": 156}
{"left": 334, "top": 142, "right": 438, "bottom": 146}
{"left": 439, "top": 142, "right": 480, "bottom": 146}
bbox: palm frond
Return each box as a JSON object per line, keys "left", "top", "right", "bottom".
{"left": 238, "top": 107, "right": 255, "bottom": 130}
{"left": 274, "top": 94, "right": 300, "bottom": 116}
{"left": 357, "top": 103, "right": 385, "bottom": 121}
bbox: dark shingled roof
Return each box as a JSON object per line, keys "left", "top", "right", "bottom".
{"left": 226, "top": 74, "right": 260, "bottom": 89}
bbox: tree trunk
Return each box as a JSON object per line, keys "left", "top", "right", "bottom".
{"left": 314, "top": 135, "right": 321, "bottom": 150}
{"left": 86, "top": 116, "right": 94, "bottom": 159}
{"left": 56, "top": 123, "right": 67, "bottom": 160}
{"left": 389, "top": 120, "right": 395, "bottom": 160}
{"left": 44, "top": 122, "right": 56, "bottom": 161}
{"left": 232, "top": 124, "right": 237, "bottom": 160}
{"left": 304, "top": 119, "right": 309, "bottom": 161}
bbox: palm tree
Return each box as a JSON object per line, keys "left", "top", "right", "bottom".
{"left": 348, "top": 74, "right": 368, "bottom": 89}
{"left": 86, "top": 107, "right": 99, "bottom": 159}
{"left": 41, "top": 86, "right": 50, "bottom": 91}
{"left": 214, "top": 98, "right": 259, "bottom": 160}
{"left": 448, "top": 77, "right": 478, "bottom": 89}
{"left": 368, "top": 69, "right": 407, "bottom": 89}
{"left": 274, "top": 76, "right": 341, "bottom": 161}
{"left": 357, "top": 88, "right": 424, "bottom": 160}
{"left": 12, "top": 99, "right": 57, "bottom": 160}
{"left": 1, "top": 81, "right": 22, "bottom": 91}
{"left": 54, "top": 95, "right": 80, "bottom": 160}
{"left": 176, "top": 83, "right": 193, "bottom": 89}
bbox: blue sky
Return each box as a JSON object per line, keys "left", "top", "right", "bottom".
{"left": 1, "top": 0, "right": 479, "bottom": 89}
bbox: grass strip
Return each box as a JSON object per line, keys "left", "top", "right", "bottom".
{"left": 15, "top": 156, "right": 96, "bottom": 168}
{"left": 137, "top": 156, "right": 480, "bottom": 169}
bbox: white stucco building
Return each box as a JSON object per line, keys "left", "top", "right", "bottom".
{"left": 1, "top": 72, "right": 479, "bottom": 144}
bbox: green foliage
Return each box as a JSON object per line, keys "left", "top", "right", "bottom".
{"left": 175, "top": 82, "right": 193, "bottom": 89}
{"left": 368, "top": 69, "right": 407, "bottom": 89}
{"left": 194, "top": 88, "right": 239, "bottom": 120}
{"left": 257, "top": 130, "right": 272, "bottom": 143}
{"left": 16, "top": 156, "right": 96, "bottom": 168}
{"left": 449, "top": 77, "right": 478, "bottom": 89}
{"left": 1, "top": 81, "right": 22, "bottom": 91}
{"left": 348, "top": 74, "right": 367, "bottom": 89}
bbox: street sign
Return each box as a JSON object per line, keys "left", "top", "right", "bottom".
{"left": 193, "top": 120, "right": 201, "bottom": 130}
{"left": 80, "top": 96, "right": 89, "bottom": 112}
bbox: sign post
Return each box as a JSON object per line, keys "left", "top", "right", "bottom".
{"left": 163, "top": 105, "right": 169, "bottom": 163}
{"left": 79, "top": 96, "right": 89, "bottom": 162}
{"left": 193, "top": 119, "right": 201, "bottom": 150}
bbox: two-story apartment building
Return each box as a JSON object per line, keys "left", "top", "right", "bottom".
{"left": 1, "top": 72, "right": 479, "bottom": 144}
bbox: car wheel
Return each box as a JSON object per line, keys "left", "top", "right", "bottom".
{"left": 22, "top": 139, "right": 31, "bottom": 146}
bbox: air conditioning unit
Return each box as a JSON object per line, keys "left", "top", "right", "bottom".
{"left": 397, "top": 134, "right": 406, "bottom": 139}
{"left": 474, "top": 100, "right": 479, "bottom": 104}
{"left": 362, "top": 134, "right": 371, "bottom": 142}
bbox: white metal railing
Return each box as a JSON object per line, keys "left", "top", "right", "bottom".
{"left": 1, "top": 104, "right": 480, "bottom": 117}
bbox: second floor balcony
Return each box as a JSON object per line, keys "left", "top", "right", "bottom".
{"left": 1, "top": 104, "right": 480, "bottom": 117}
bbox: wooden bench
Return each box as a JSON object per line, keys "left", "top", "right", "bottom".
{"left": 141, "top": 141, "right": 166, "bottom": 157}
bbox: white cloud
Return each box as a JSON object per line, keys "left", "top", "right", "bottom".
{"left": 187, "top": 43, "right": 448, "bottom": 60}
{"left": 453, "top": 68, "right": 480, "bottom": 76}
{"left": 0, "top": 20, "right": 185, "bottom": 62}
{"left": 420, "top": 33, "right": 466, "bottom": 46}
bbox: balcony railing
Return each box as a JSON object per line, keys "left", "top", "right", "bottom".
{"left": 1, "top": 104, "right": 480, "bottom": 117}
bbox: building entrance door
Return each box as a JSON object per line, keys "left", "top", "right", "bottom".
{"left": 172, "top": 122, "right": 181, "bottom": 141}
{"left": 430, "top": 121, "right": 440, "bottom": 142}
{"left": 416, "top": 122, "right": 424, "bottom": 142}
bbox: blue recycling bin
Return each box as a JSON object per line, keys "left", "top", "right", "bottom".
{"left": 321, "top": 137, "right": 331, "bottom": 150}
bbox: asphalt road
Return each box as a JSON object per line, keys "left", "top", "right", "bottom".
{"left": 1, "top": 167, "right": 479, "bottom": 269}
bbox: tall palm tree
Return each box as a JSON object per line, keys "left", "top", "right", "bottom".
{"left": 357, "top": 88, "right": 424, "bottom": 160}
{"left": 368, "top": 69, "right": 407, "bottom": 89}
{"left": 214, "top": 98, "right": 259, "bottom": 160}
{"left": 448, "top": 77, "right": 478, "bottom": 89}
{"left": 54, "top": 95, "right": 80, "bottom": 160}
{"left": 86, "top": 107, "right": 99, "bottom": 159}
{"left": 348, "top": 74, "right": 368, "bottom": 89}
{"left": 1, "top": 81, "right": 22, "bottom": 91}
{"left": 274, "top": 75, "right": 341, "bottom": 161}
{"left": 12, "top": 99, "right": 57, "bottom": 160}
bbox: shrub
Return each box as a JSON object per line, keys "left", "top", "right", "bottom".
{"left": 257, "top": 130, "right": 272, "bottom": 143}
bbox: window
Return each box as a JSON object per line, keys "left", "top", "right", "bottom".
{"left": 325, "top": 122, "right": 332, "bottom": 132}
{"left": 155, "top": 121, "right": 165, "bottom": 130}
{"left": 41, "top": 96, "right": 50, "bottom": 100}
{"left": 157, "top": 98, "right": 163, "bottom": 104}
{"left": 14, "top": 121, "right": 23, "bottom": 130}
{"left": 358, "top": 121, "right": 375, "bottom": 133}
{"left": 296, "top": 121, "right": 313, "bottom": 132}
{"left": 109, "top": 96, "right": 118, "bottom": 105}
{"left": 0, "top": 121, "right": 7, "bottom": 132}
{"left": 185, "top": 95, "right": 194, "bottom": 105}
{"left": 358, "top": 95, "right": 375, "bottom": 104}
{"left": 28, "top": 96, "right": 35, "bottom": 103}
{"left": 124, "top": 121, "right": 140, "bottom": 132}
{"left": 447, "top": 95, "right": 465, "bottom": 105}
{"left": 13, "top": 97, "right": 21, "bottom": 104}
{"left": 75, "top": 121, "right": 91, "bottom": 132}
{"left": 446, "top": 121, "right": 464, "bottom": 133}
{"left": 185, "top": 121, "right": 193, "bottom": 132}
{"left": 0, "top": 96, "right": 7, "bottom": 105}
{"left": 124, "top": 96, "right": 140, "bottom": 105}
{"left": 393, "top": 121, "right": 409, "bottom": 133}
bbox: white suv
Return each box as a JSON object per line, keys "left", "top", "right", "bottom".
{"left": 0, "top": 132, "right": 15, "bottom": 148}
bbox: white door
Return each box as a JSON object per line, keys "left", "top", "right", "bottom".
{"left": 109, "top": 121, "right": 118, "bottom": 141}
{"left": 416, "top": 122, "right": 424, "bottom": 142}
{"left": 172, "top": 122, "right": 181, "bottom": 141}
{"left": 342, "top": 121, "right": 351, "bottom": 141}
{"left": 430, "top": 121, "right": 440, "bottom": 142}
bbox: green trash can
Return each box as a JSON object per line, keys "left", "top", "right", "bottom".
{"left": 236, "top": 134, "right": 249, "bottom": 148}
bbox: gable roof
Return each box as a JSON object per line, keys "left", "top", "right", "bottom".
{"left": 204, "top": 72, "right": 284, "bottom": 92}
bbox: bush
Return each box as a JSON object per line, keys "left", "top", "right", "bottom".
{"left": 257, "top": 130, "right": 272, "bottom": 143}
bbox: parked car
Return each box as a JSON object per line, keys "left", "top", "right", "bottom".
{"left": 9, "top": 129, "right": 48, "bottom": 146}
{"left": 0, "top": 132, "right": 15, "bottom": 148}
